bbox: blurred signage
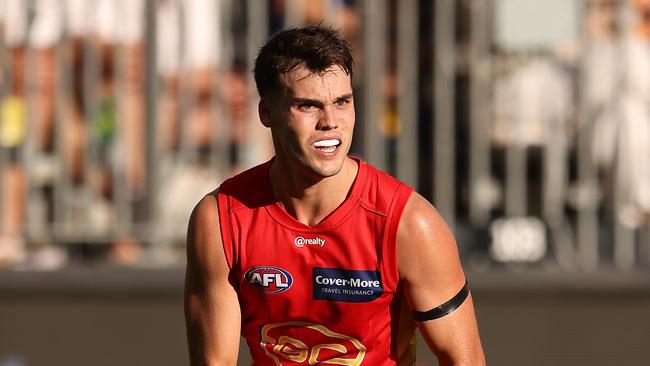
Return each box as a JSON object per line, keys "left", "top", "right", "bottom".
{"left": 489, "top": 216, "right": 547, "bottom": 262}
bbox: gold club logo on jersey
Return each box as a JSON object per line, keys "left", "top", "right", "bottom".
{"left": 260, "top": 321, "right": 366, "bottom": 365}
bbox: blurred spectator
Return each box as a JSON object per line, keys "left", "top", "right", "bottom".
{"left": 584, "top": 0, "right": 620, "bottom": 172}
{"left": 62, "top": 0, "right": 89, "bottom": 185}
{"left": 154, "top": 0, "right": 224, "bottom": 248}
{"left": 612, "top": 0, "right": 650, "bottom": 227}
{"left": 1, "top": 0, "right": 86, "bottom": 268}
{"left": 0, "top": 0, "right": 28, "bottom": 265}
{"left": 585, "top": 0, "right": 650, "bottom": 228}
{"left": 156, "top": 0, "right": 222, "bottom": 155}
{"left": 492, "top": 57, "right": 573, "bottom": 148}
{"left": 272, "top": 0, "right": 361, "bottom": 59}
{"left": 155, "top": 0, "right": 181, "bottom": 154}
{"left": 93, "top": 0, "right": 148, "bottom": 264}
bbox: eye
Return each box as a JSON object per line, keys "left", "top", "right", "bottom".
{"left": 334, "top": 98, "right": 351, "bottom": 107}
{"left": 297, "top": 103, "right": 318, "bottom": 111}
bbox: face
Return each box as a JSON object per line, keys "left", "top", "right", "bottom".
{"left": 260, "top": 64, "right": 355, "bottom": 180}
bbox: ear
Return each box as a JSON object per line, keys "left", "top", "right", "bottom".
{"left": 259, "top": 99, "right": 272, "bottom": 128}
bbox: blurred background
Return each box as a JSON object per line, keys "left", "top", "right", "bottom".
{"left": 1, "top": 0, "right": 650, "bottom": 365}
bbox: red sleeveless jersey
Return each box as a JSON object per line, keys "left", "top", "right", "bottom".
{"left": 217, "top": 157, "right": 416, "bottom": 365}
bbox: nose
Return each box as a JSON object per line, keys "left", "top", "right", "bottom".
{"left": 317, "top": 106, "right": 338, "bottom": 130}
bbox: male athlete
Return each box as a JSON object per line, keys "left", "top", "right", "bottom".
{"left": 185, "top": 26, "right": 485, "bottom": 365}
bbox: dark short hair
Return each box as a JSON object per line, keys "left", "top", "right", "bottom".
{"left": 253, "top": 26, "right": 354, "bottom": 99}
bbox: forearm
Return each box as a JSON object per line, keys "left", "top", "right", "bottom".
{"left": 434, "top": 341, "right": 486, "bottom": 366}
{"left": 418, "top": 297, "right": 486, "bottom": 366}
{"left": 185, "top": 295, "right": 240, "bottom": 366}
{"left": 425, "top": 336, "right": 486, "bottom": 366}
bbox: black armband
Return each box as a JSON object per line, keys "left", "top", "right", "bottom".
{"left": 412, "top": 280, "right": 469, "bottom": 321}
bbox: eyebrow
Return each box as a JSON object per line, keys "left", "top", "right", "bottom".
{"left": 334, "top": 93, "right": 354, "bottom": 102}
{"left": 293, "top": 93, "right": 354, "bottom": 106}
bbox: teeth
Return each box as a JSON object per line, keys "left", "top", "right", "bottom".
{"left": 313, "top": 139, "right": 340, "bottom": 148}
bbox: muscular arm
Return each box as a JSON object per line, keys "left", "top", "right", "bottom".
{"left": 397, "top": 193, "right": 485, "bottom": 365}
{"left": 185, "top": 193, "right": 241, "bottom": 366}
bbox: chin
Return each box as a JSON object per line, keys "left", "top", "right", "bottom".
{"left": 310, "top": 157, "right": 346, "bottom": 178}
{"left": 315, "top": 166, "right": 343, "bottom": 178}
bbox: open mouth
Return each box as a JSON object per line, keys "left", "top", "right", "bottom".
{"left": 312, "top": 139, "right": 341, "bottom": 154}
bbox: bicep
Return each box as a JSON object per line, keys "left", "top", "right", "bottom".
{"left": 185, "top": 194, "right": 241, "bottom": 366}
{"left": 397, "top": 193, "right": 484, "bottom": 365}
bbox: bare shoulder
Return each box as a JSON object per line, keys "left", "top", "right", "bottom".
{"left": 397, "top": 192, "right": 458, "bottom": 261}
{"left": 397, "top": 191, "right": 466, "bottom": 309}
{"left": 186, "top": 190, "right": 227, "bottom": 278}
{"left": 188, "top": 191, "right": 220, "bottom": 237}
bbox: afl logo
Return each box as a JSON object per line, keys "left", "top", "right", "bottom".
{"left": 245, "top": 266, "right": 293, "bottom": 294}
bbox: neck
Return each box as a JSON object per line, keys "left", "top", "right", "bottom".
{"left": 269, "top": 157, "right": 358, "bottom": 227}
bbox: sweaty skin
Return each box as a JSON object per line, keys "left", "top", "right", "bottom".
{"left": 398, "top": 193, "right": 485, "bottom": 365}
{"left": 185, "top": 63, "right": 485, "bottom": 365}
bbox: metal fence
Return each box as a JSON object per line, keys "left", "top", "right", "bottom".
{"left": 1, "top": 0, "right": 649, "bottom": 271}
